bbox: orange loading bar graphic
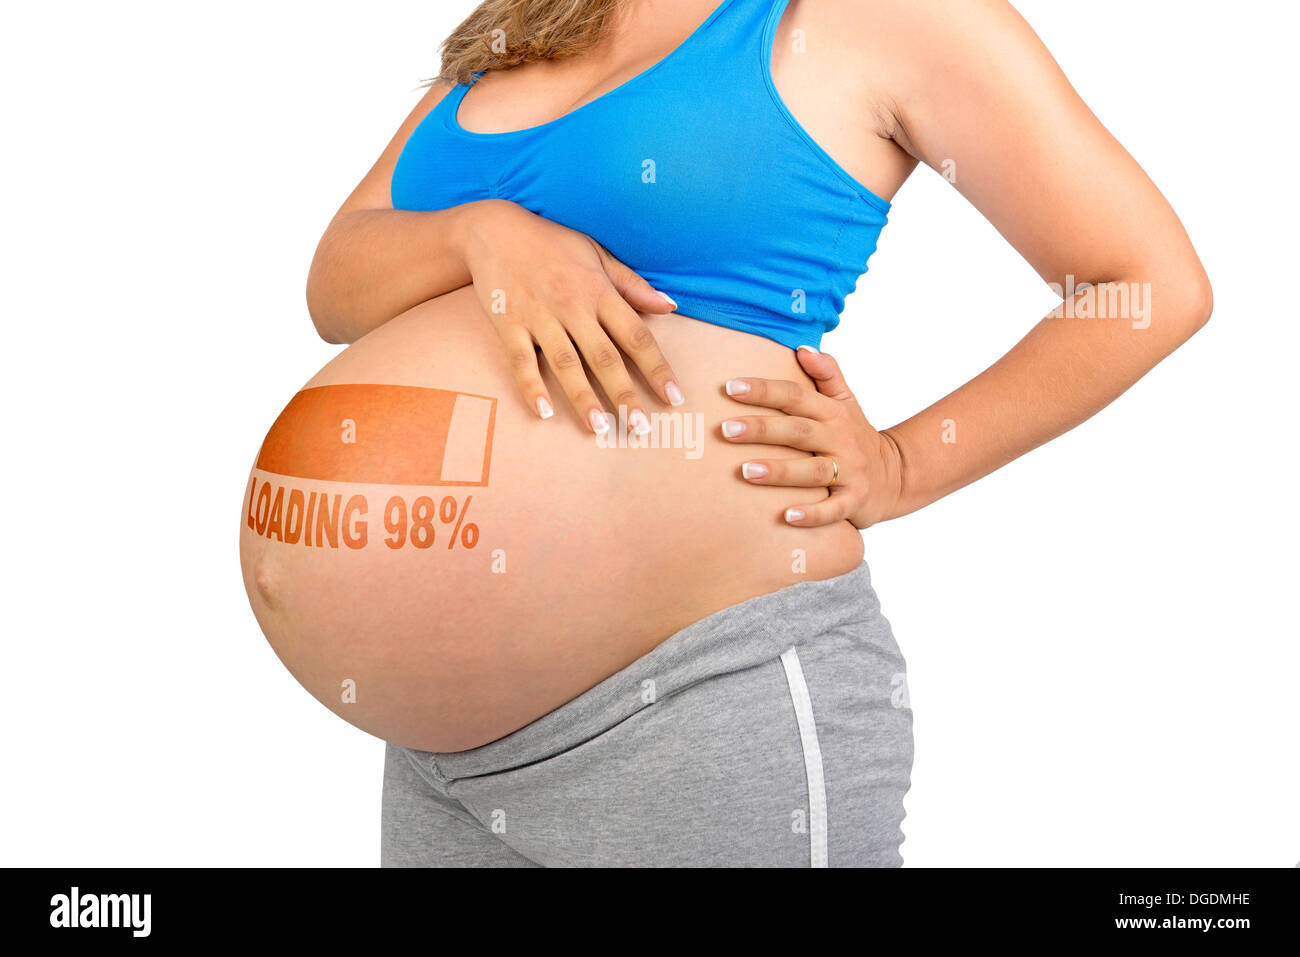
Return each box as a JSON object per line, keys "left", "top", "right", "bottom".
{"left": 255, "top": 384, "right": 497, "bottom": 486}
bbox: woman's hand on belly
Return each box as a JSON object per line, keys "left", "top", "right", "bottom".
{"left": 720, "top": 346, "right": 904, "bottom": 530}
{"left": 243, "top": 296, "right": 866, "bottom": 750}
{"left": 462, "top": 199, "right": 683, "bottom": 433}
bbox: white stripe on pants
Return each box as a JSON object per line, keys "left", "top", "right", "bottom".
{"left": 780, "top": 646, "right": 828, "bottom": 867}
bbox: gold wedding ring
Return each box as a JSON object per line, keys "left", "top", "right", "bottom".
{"left": 828, "top": 458, "right": 839, "bottom": 486}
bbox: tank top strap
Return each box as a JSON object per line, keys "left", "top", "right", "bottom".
{"left": 660, "top": 0, "right": 790, "bottom": 82}
{"left": 704, "top": 0, "right": 782, "bottom": 42}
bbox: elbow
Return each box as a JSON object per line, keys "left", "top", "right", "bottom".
{"left": 305, "top": 290, "right": 340, "bottom": 345}
{"left": 313, "top": 321, "right": 343, "bottom": 347}
{"left": 305, "top": 225, "right": 353, "bottom": 345}
{"left": 1149, "top": 265, "right": 1213, "bottom": 350}
{"left": 1191, "top": 272, "right": 1214, "bottom": 330}
{"left": 1177, "top": 267, "right": 1214, "bottom": 335}
{"left": 1173, "top": 269, "right": 1214, "bottom": 343}
{"left": 305, "top": 262, "right": 345, "bottom": 345}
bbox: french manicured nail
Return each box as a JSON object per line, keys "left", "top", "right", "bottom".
{"left": 785, "top": 508, "right": 805, "bottom": 524}
{"left": 629, "top": 409, "right": 652, "bottom": 435}
{"left": 797, "top": 344, "right": 820, "bottom": 355}
{"left": 536, "top": 397, "right": 554, "bottom": 419}
{"left": 590, "top": 410, "right": 611, "bottom": 434}
{"left": 725, "top": 379, "right": 750, "bottom": 396}
{"left": 721, "top": 420, "right": 745, "bottom": 438}
{"left": 659, "top": 292, "right": 678, "bottom": 309}
{"left": 742, "top": 462, "right": 768, "bottom": 480}
{"left": 666, "top": 381, "right": 685, "bottom": 406}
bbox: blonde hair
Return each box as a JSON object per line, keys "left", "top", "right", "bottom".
{"left": 432, "top": 0, "right": 627, "bottom": 87}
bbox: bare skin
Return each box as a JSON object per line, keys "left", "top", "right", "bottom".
{"left": 249, "top": 0, "right": 1211, "bottom": 750}
{"left": 242, "top": 298, "right": 863, "bottom": 752}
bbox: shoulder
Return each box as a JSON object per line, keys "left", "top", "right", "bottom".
{"left": 816, "top": 0, "right": 1062, "bottom": 141}
{"left": 820, "top": 0, "right": 1040, "bottom": 72}
{"left": 417, "top": 78, "right": 458, "bottom": 109}
{"left": 826, "top": 0, "right": 1023, "bottom": 33}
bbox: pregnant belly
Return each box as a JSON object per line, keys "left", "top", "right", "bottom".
{"left": 239, "top": 286, "right": 863, "bottom": 751}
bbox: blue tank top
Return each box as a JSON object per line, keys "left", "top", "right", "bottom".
{"left": 391, "top": 0, "right": 891, "bottom": 351}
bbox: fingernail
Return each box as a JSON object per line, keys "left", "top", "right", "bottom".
{"left": 666, "top": 381, "right": 685, "bottom": 406}
{"left": 785, "top": 508, "right": 805, "bottom": 524}
{"left": 659, "top": 292, "right": 678, "bottom": 309}
{"left": 721, "top": 420, "right": 745, "bottom": 438}
{"left": 629, "top": 409, "right": 652, "bottom": 435}
{"left": 536, "top": 397, "right": 554, "bottom": 419}
{"left": 725, "top": 379, "right": 750, "bottom": 396}
{"left": 590, "top": 409, "right": 611, "bottom": 434}
{"left": 797, "top": 344, "right": 820, "bottom": 355}
{"left": 742, "top": 462, "right": 768, "bottom": 480}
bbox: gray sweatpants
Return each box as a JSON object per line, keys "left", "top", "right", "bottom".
{"left": 381, "top": 561, "right": 913, "bottom": 867}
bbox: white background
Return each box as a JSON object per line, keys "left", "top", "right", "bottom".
{"left": 2, "top": 1, "right": 1295, "bottom": 867}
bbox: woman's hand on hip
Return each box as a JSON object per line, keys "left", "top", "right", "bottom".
{"left": 720, "top": 347, "right": 903, "bottom": 529}
{"left": 462, "top": 199, "right": 684, "bottom": 434}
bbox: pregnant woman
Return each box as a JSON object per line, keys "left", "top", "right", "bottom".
{"left": 240, "top": 0, "right": 1211, "bottom": 867}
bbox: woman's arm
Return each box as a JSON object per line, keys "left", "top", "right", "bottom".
{"left": 870, "top": 0, "right": 1212, "bottom": 519}
{"left": 719, "top": 0, "right": 1212, "bottom": 528}
{"left": 307, "top": 207, "right": 484, "bottom": 345}
{"left": 305, "top": 80, "right": 685, "bottom": 432}
{"left": 306, "top": 82, "right": 475, "bottom": 344}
